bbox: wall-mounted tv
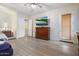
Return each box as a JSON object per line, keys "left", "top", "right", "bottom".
{"left": 36, "top": 16, "right": 48, "bottom": 26}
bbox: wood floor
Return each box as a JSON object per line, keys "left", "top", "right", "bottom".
{"left": 8, "top": 37, "right": 79, "bottom": 56}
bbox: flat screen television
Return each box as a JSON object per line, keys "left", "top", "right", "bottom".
{"left": 36, "top": 16, "right": 48, "bottom": 26}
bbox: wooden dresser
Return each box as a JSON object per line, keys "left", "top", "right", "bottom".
{"left": 2, "top": 31, "right": 13, "bottom": 37}
{"left": 36, "top": 27, "right": 50, "bottom": 40}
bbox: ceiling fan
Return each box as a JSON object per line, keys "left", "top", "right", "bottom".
{"left": 24, "top": 3, "right": 43, "bottom": 8}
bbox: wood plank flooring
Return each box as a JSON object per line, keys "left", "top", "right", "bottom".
{"left": 8, "top": 37, "right": 79, "bottom": 56}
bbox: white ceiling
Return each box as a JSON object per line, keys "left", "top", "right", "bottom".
{"left": 1, "top": 3, "right": 79, "bottom": 17}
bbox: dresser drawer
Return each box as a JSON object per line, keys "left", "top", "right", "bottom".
{"left": 36, "top": 27, "right": 49, "bottom": 40}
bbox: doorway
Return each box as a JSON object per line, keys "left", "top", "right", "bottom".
{"left": 25, "top": 20, "right": 29, "bottom": 36}
{"left": 25, "top": 19, "right": 33, "bottom": 37}
{"left": 61, "top": 14, "right": 71, "bottom": 42}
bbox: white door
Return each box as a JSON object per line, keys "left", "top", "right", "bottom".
{"left": 25, "top": 20, "right": 29, "bottom": 36}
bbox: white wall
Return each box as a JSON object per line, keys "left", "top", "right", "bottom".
{"left": 0, "top": 11, "right": 11, "bottom": 29}
{"left": 30, "top": 5, "right": 79, "bottom": 44}
{"left": 0, "top": 5, "right": 27, "bottom": 38}
{"left": 16, "top": 12, "right": 26, "bottom": 38}
{"left": 0, "top": 5, "right": 17, "bottom": 37}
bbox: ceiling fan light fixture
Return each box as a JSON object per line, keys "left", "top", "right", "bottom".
{"left": 24, "top": 3, "right": 43, "bottom": 9}
{"left": 31, "top": 4, "right": 36, "bottom": 8}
